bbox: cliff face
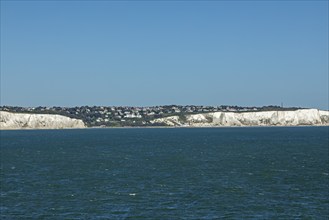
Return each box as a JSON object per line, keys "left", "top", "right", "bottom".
{"left": 0, "top": 111, "right": 86, "bottom": 130}
{"left": 152, "top": 109, "right": 329, "bottom": 127}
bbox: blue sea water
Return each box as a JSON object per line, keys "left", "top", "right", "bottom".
{"left": 0, "top": 127, "right": 328, "bottom": 219}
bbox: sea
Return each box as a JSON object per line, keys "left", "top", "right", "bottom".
{"left": 0, "top": 127, "right": 328, "bottom": 219}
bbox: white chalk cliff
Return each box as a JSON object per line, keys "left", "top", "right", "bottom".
{"left": 0, "top": 111, "right": 86, "bottom": 130}
{"left": 151, "top": 109, "right": 329, "bottom": 127}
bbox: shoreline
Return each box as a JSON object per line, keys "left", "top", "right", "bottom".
{"left": 2, "top": 109, "right": 328, "bottom": 131}
{"left": 1, "top": 124, "right": 328, "bottom": 131}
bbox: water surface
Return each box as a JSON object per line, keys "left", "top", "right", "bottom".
{"left": 1, "top": 127, "right": 328, "bottom": 219}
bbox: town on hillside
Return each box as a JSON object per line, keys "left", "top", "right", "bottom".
{"left": 0, "top": 105, "right": 302, "bottom": 127}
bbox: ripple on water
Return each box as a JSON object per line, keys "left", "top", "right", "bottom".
{"left": 1, "top": 127, "right": 328, "bottom": 218}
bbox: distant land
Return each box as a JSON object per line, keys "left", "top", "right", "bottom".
{"left": 0, "top": 105, "right": 328, "bottom": 129}
{"left": 0, "top": 105, "right": 305, "bottom": 127}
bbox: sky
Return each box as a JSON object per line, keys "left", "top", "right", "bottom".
{"left": 1, "top": 0, "right": 328, "bottom": 109}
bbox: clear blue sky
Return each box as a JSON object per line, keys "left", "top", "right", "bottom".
{"left": 1, "top": 1, "right": 328, "bottom": 109}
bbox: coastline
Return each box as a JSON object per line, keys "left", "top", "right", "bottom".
{"left": 1, "top": 109, "right": 328, "bottom": 130}
{"left": 1, "top": 124, "right": 328, "bottom": 131}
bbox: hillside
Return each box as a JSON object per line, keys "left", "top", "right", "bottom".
{"left": 0, "top": 111, "right": 86, "bottom": 130}
{"left": 151, "top": 109, "right": 329, "bottom": 127}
